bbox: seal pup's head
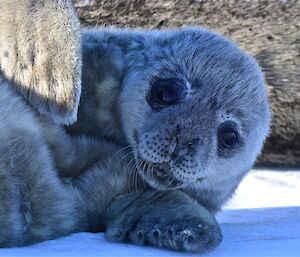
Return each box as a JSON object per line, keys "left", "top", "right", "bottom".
{"left": 117, "top": 27, "right": 270, "bottom": 207}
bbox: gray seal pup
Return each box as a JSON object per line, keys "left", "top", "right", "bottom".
{"left": 68, "top": 27, "right": 271, "bottom": 251}
{"left": 70, "top": 27, "right": 271, "bottom": 212}
{"left": 0, "top": 0, "right": 270, "bottom": 252}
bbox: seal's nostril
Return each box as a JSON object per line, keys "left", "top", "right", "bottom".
{"left": 178, "top": 149, "right": 189, "bottom": 157}
{"left": 182, "top": 143, "right": 192, "bottom": 149}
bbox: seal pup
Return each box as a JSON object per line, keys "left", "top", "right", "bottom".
{"left": 70, "top": 27, "right": 271, "bottom": 212}
{"left": 68, "top": 27, "right": 271, "bottom": 250}
{"left": 0, "top": 0, "right": 270, "bottom": 252}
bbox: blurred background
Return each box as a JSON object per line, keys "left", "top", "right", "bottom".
{"left": 73, "top": 0, "right": 300, "bottom": 167}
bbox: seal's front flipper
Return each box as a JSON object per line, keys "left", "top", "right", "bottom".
{"left": 105, "top": 190, "right": 222, "bottom": 252}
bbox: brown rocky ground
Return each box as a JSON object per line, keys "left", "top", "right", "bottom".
{"left": 73, "top": 0, "right": 300, "bottom": 166}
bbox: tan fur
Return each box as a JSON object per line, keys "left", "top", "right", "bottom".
{"left": 0, "top": 0, "right": 81, "bottom": 125}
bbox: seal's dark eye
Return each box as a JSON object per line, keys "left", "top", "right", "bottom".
{"left": 157, "top": 86, "right": 177, "bottom": 104}
{"left": 218, "top": 122, "right": 239, "bottom": 149}
{"left": 147, "top": 78, "right": 185, "bottom": 111}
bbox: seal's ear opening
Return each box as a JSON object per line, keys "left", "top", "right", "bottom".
{"left": 0, "top": 0, "right": 82, "bottom": 125}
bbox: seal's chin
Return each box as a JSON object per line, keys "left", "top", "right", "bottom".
{"left": 135, "top": 155, "right": 184, "bottom": 190}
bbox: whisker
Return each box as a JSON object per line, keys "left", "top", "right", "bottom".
{"left": 165, "top": 178, "right": 176, "bottom": 189}
{"left": 108, "top": 145, "right": 132, "bottom": 167}
{"left": 141, "top": 161, "right": 150, "bottom": 189}
{"left": 150, "top": 165, "right": 155, "bottom": 181}
{"left": 130, "top": 158, "right": 143, "bottom": 190}
{"left": 125, "top": 156, "right": 139, "bottom": 189}
{"left": 112, "top": 150, "right": 135, "bottom": 169}
{"left": 134, "top": 159, "right": 144, "bottom": 191}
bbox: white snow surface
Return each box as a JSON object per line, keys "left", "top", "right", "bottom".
{"left": 1, "top": 167, "right": 300, "bottom": 257}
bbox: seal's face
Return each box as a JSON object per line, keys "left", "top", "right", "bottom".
{"left": 120, "top": 28, "right": 270, "bottom": 192}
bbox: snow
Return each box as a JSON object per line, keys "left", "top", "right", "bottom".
{"left": 1, "top": 167, "right": 300, "bottom": 257}
{"left": 224, "top": 167, "right": 300, "bottom": 209}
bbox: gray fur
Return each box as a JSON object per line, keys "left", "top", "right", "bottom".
{"left": 0, "top": 0, "right": 220, "bottom": 251}
{"left": 68, "top": 27, "right": 271, "bottom": 251}
{"left": 0, "top": 69, "right": 134, "bottom": 246}
{"left": 71, "top": 27, "right": 271, "bottom": 212}
{"left": 0, "top": 0, "right": 93, "bottom": 246}
{"left": 105, "top": 190, "right": 222, "bottom": 252}
{"left": 0, "top": 0, "right": 270, "bottom": 252}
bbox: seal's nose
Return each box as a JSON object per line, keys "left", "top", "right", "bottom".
{"left": 170, "top": 141, "right": 198, "bottom": 159}
{"left": 169, "top": 130, "right": 200, "bottom": 160}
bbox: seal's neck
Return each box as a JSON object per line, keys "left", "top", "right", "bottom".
{"left": 65, "top": 70, "right": 127, "bottom": 146}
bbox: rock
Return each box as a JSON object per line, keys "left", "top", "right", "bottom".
{"left": 73, "top": 0, "right": 300, "bottom": 166}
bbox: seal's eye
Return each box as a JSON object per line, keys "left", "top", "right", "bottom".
{"left": 147, "top": 78, "right": 185, "bottom": 111}
{"left": 157, "top": 86, "right": 177, "bottom": 104}
{"left": 218, "top": 122, "right": 239, "bottom": 149}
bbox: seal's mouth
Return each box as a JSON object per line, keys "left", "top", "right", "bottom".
{"left": 132, "top": 130, "right": 205, "bottom": 189}
{"left": 134, "top": 155, "right": 184, "bottom": 190}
